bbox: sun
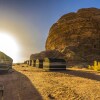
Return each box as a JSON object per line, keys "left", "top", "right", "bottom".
{"left": 0, "top": 31, "right": 19, "bottom": 63}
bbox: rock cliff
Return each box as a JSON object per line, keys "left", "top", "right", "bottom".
{"left": 46, "top": 8, "right": 100, "bottom": 64}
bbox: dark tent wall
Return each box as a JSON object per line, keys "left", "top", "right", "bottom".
{"left": 34, "top": 60, "right": 36, "bottom": 67}
{"left": 26, "top": 60, "right": 29, "bottom": 65}
{"left": 36, "top": 59, "right": 43, "bottom": 68}
{"left": 43, "top": 58, "right": 66, "bottom": 70}
{"left": 31, "top": 60, "right": 36, "bottom": 67}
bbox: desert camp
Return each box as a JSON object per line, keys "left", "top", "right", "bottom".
{"left": 0, "top": 0, "right": 100, "bottom": 99}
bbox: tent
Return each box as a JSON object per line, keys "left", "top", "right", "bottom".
{"left": 36, "top": 59, "right": 43, "bottom": 68}
{"left": 43, "top": 58, "right": 66, "bottom": 70}
{"left": 0, "top": 51, "right": 13, "bottom": 72}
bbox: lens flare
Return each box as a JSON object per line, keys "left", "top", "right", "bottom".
{"left": 0, "top": 31, "right": 19, "bottom": 63}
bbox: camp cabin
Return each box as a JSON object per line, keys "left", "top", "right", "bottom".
{"left": 36, "top": 59, "right": 43, "bottom": 68}
{"left": 43, "top": 58, "right": 66, "bottom": 71}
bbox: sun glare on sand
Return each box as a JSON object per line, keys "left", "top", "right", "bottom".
{"left": 0, "top": 31, "right": 19, "bottom": 63}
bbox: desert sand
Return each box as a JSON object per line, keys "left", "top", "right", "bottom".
{"left": 0, "top": 64, "right": 100, "bottom": 100}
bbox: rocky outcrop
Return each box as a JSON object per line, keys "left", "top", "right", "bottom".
{"left": 46, "top": 8, "right": 100, "bottom": 64}
{"left": 30, "top": 50, "right": 65, "bottom": 60}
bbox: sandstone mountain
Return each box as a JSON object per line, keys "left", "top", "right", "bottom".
{"left": 46, "top": 8, "right": 100, "bottom": 65}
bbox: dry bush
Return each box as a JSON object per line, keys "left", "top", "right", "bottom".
{"left": 88, "top": 61, "right": 100, "bottom": 71}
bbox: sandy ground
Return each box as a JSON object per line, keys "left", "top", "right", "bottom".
{"left": 0, "top": 64, "right": 100, "bottom": 100}
{"left": 0, "top": 65, "right": 42, "bottom": 100}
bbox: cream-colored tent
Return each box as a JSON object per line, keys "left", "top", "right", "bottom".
{"left": 29, "top": 60, "right": 32, "bottom": 66}
{"left": 0, "top": 51, "right": 13, "bottom": 72}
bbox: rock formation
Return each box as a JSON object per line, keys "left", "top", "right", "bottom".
{"left": 46, "top": 8, "right": 100, "bottom": 65}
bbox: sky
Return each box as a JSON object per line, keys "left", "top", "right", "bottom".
{"left": 0, "top": 0, "right": 100, "bottom": 63}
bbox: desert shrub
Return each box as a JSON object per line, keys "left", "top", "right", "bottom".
{"left": 88, "top": 65, "right": 92, "bottom": 70}
{"left": 88, "top": 61, "right": 100, "bottom": 71}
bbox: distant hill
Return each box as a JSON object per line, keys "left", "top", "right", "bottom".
{"left": 46, "top": 8, "right": 100, "bottom": 65}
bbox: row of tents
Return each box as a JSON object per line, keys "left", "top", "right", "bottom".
{"left": 24, "top": 58, "right": 67, "bottom": 71}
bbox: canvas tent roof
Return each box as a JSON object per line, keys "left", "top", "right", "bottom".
{"left": 0, "top": 51, "right": 13, "bottom": 61}
{"left": 30, "top": 50, "right": 65, "bottom": 60}
{"left": 44, "top": 58, "right": 66, "bottom": 62}
{"left": 36, "top": 59, "right": 43, "bottom": 62}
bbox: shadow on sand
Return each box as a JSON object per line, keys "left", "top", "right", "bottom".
{"left": 51, "top": 69, "right": 100, "bottom": 82}
{"left": 0, "top": 69, "right": 43, "bottom": 100}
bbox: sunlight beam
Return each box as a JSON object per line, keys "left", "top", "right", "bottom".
{"left": 0, "top": 31, "right": 20, "bottom": 63}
